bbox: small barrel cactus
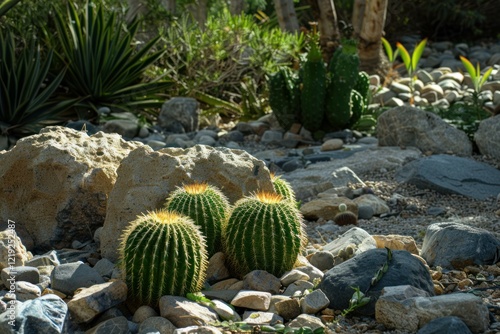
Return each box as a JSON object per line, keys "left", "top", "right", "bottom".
{"left": 223, "top": 192, "right": 306, "bottom": 277}
{"left": 333, "top": 203, "right": 358, "bottom": 226}
{"left": 271, "top": 173, "right": 296, "bottom": 203}
{"left": 119, "top": 210, "right": 208, "bottom": 306}
{"left": 165, "top": 183, "right": 230, "bottom": 256}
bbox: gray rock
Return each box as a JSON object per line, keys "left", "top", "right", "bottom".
{"left": 475, "top": 114, "right": 500, "bottom": 159}
{"left": 174, "top": 326, "right": 222, "bottom": 334}
{"left": 159, "top": 296, "right": 218, "bottom": 327}
{"left": 280, "top": 270, "right": 310, "bottom": 287}
{"left": 242, "top": 311, "right": 283, "bottom": 325}
{"left": 197, "top": 135, "right": 217, "bottom": 146}
{"left": 377, "top": 106, "right": 472, "bottom": 156}
{"left": 231, "top": 290, "right": 272, "bottom": 311}
{"left": 421, "top": 221, "right": 500, "bottom": 269}
{"left": 92, "top": 258, "right": 115, "bottom": 278}
{"left": 308, "top": 251, "right": 335, "bottom": 271}
{"left": 211, "top": 299, "right": 241, "bottom": 322}
{"left": 318, "top": 249, "right": 435, "bottom": 315}
{"left": 417, "top": 316, "right": 473, "bottom": 334}
{"left": 0, "top": 294, "right": 68, "bottom": 334}
{"left": 225, "top": 131, "right": 244, "bottom": 142}
{"left": 138, "top": 316, "right": 176, "bottom": 334}
{"left": 282, "top": 280, "right": 314, "bottom": 297}
{"left": 260, "top": 130, "right": 283, "bottom": 145}
{"left": 357, "top": 205, "right": 374, "bottom": 219}
{"left": 85, "top": 316, "right": 129, "bottom": 334}
{"left": 158, "top": 97, "right": 199, "bottom": 133}
{"left": 274, "top": 298, "right": 301, "bottom": 320}
{"left": 243, "top": 270, "right": 281, "bottom": 294}
{"left": 146, "top": 140, "right": 166, "bottom": 150}
{"left": 395, "top": 154, "right": 500, "bottom": 200}
{"left": 1, "top": 266, "right": 39, "bottom": 286}
{"left": 283, "top": 147, "right": 421, "bottom": 200}
{"left": 51, "top": 261, "right": 105, "bottom": 295}
{"left": 14, "top": 281, "right": 41, "bottom": 301}
{"left": 376, "top": 287, "right": 488, "bottom": 333}
{"left": 300, "top": 289, "right": 330, "bottom": 314}
{"left": 103, "top": 119, "right": 138, "bottom": 139}
{"left": 287, "top": 314, "right": 326, "bottom": 331}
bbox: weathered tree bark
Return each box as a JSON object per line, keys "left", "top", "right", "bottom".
{"left": 230, "top": 0, "right": 245, "bottom": 15}
{"left": 187, "top": 0, "right": 209, "bottom": 28}
{"left": 273, "top": 0, "right": 299, "bottom": 33}
{"left": 311, "top": 0, "right": 341, "bottom": 63}
{"left": 353, "top": 0, "right": 390, "bottom": 75}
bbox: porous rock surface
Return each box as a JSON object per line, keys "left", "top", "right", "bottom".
{"left": 0, "top": 126, "right": 142, "bottom": 250}
{"left": 475, "top": 114, "right": 500, "bottom": 159}
{"left": 101, "top": 144, "right": 274, "bottom": 262}
{"left": 377, "top": 106, "right": 472, "bottom": 156}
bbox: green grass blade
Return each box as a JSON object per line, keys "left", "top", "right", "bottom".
{"left": 396, "top": 42, "right": 411, "bottom": 72}
{"left": 381, "top": 37, "right": 393, "bottom": 62}
{"left": 479, "top": 67, "right": 493, "bottom": 88}
{"left": 459, "top": 56, "right": 477, "bottom": 81}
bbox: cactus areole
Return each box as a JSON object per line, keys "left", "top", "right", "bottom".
{"left": 223, "top": 192, "right": 305, "bottom": 277}
{"left": 118, "top": 210, "right": 208, "bottom": 306}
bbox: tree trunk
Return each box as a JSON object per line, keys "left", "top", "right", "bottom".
{"left": 273, "top": 0, "right": 299, "bottom": 33}
{"left": 312, "top": 0, "right": 341, "bottom": 63}
{"left": 353, "top": 0, "right": 390, "bottom": 75}
{"left": 187, "top": 0, "right": 208, "bottom": 27}
{"left": 230, "top": 0, "right": 245, "bottom": 15}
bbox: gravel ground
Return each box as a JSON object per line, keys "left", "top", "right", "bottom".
{"left": 299, "top": 153, "right": 500, "bottom": 334}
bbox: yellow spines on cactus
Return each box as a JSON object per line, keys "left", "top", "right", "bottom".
{"left": 223, "top": 191, "right": 306, "bottom": 277}
{"left": 165, "top": 183, "right": 230, "bottom": 257}
{"left": 118, "top": 210, "right": 208, "bottom": 306}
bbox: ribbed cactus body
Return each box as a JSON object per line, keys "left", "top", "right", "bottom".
{"left": 300, "top": 42, "right": 326, "bottom": 132}
{"left": 119, "top": 210, "right": 208, "bottom": 306}
{"left": 223, "top": 192, "right": 305, "bottom": 277}
{"left": 326, "top": 44, "right": 362, "bottom": 130}
{"left": 271, "top": 174, "right": 296, "bottom": 203}
{"left": 268, "top": 69, "right": 296, "bottom": 130}
{"left": 165, "top": 183, "right": 229, "bottom": 257}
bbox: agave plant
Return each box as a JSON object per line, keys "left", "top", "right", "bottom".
{"left": 51, "top": 1, "right": 170, "bottom": 118}
{"left": 0, "top": 31, "right": 77, "bottom": 138}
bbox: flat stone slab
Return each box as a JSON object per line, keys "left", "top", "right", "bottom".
{"left": 395, "top": 154, "right": 500, "bottom": 200}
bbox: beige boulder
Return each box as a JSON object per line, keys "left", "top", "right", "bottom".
{"left": 373, "top": 234, "right": 419, "bottom": 255}
{"left": 0, "top": 126, "right": 142, "bottom": 250}
{"left": 0, "top": 229, "right": 32, "bottom": 271}
{"left": 300, "top": 196, "right": 357, "bottom": 221}
{"left": 100, "top": 144, "right": 273, "bottom": 262}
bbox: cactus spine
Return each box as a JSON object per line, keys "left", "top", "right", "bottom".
{"left": 165, "top": 183, "right": 229, "bottom": 257}
{"left": 300, "top": 41, "right": 326, "bottom": 132}
{"left": 223, "top": 192, "right": 305, "bottom": 277}
{"left": 119, "top": 210, "right": 208, "bottom": 306}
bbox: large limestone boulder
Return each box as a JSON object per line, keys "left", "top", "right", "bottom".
{"left": 377, "top": 106, "right": 472, "bottom": 156}
{"left": 475, "top": 114, "right": 500, "bottom": 159}
{"left": 0, "top": 126, "right": 142, "bottom": 250}
{"left": 100, "top": 144, "right": 274, "bottom": 262}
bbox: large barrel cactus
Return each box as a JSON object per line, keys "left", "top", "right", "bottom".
{"left": 119, "top": 210, "right": 208, "bottom": 306}
{"left": 165, "top": 183, "right": 230, "bottom": 257}
{"left": 223, "top": 192, "right": 305, "bottom": 277}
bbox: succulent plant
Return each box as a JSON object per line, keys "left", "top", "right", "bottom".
{"left": 118, "top": 210, "right": 208, "bottom": 306}
{"left": 223, "top": 192, "right": 306, "bottom": 277}
{"left": 165, "top": 183, "right": 230, "bottom": 257}
{"left": 271, "top": 173, "right": 296, "bottom": 203}
{"left": 333, "top": 203, "right": 358, "bottom": 226}
{"left": 268, "top": 67, "right": 300, "bottom": 130}
{"left": 300, "top": 40, "right": 327, "bottom": 132}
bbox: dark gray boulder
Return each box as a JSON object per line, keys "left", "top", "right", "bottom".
{"left": 421, "top": 221, "right": 500, "bottom": 269}
{"left": 318, "top": 249, "right": 434, "bottom": 315}
{"left": 395, "top": 154, "right": 500, "bottom": 200}
{"left": 158, "top": 97, "right": 199, "bottom": 133}
{"left": 417, "top": 316, "right": 473, "bottom": 334}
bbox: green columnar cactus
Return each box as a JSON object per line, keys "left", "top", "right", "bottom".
{"left": 165, "top": 183, "right": 230, "bottom": 257}
{"left": 326, "top": 41, "right": 361, "bottom": 130}
{"left": 223, "top": 192, "right": 306, "bottom": 277}
{"left": 119, "top": 210, "right": 208, "bottom": 306}
{"left": 300, "top": 41, "right": 326, "bottom": 132}
{"left": 268, "top": 69, "right": 296, "bottom": 130}
{"left": 271, "top": 173, "right": 296, "bottom": 203}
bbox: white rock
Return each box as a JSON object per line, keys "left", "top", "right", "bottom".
{"left": 300, "top": 289, "right": 330, "bottom": 314}
{"left": 0, "top": 229, "right": 32, "bottom": 271}
{"left": 0, "top": 127, "right": 142, "bottom": 249}
{"left": 287, "top": 314, "right": 326, "bottom": 331}
{"left": 159, "top": 295, "right": 218, "bottom": 327}
{"left": 320, "top": 139, "right": 343, "bottom": 151}
{"left": 280, "top": 269, "right": 310, "bottom": 287}
{"left": 242, "top": 311, "right": 283, "bottom": 325}
{"left": 101, "top": 145, "right": 274, "bottom": 262}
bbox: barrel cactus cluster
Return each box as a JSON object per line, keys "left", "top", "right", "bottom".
{"left": 268, "top": 39, "right": 371, "bottom": 137}
{"left": 118, "top": 177, "right": 305, "bottom": 306}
